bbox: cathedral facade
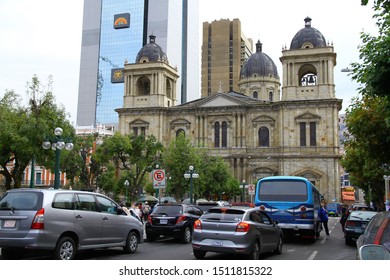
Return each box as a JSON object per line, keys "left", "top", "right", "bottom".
{"left": 116, "top": 18, "right": 342, "bottom": 202}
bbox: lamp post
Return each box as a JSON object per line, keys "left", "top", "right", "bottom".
{"left": 240, "top": 179, "right": 246, "bottom": 202}
{"left": 124, "top": 179, "right": 129, "bottom": 205}
{"left": 383, "top": 164, "right": 390, "bottom": 211}
{"left": 184, "top": 165, "right": 199, "bottom": 204}
{"left": 42, "top": 127, "right": 73, "bottom": 189}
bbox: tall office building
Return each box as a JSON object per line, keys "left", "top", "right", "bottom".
{"left": 76, "top": 0, "right": 199, "bottom": 127}
{"left": 201, "top": 19, "right": 253, "bottom": 97}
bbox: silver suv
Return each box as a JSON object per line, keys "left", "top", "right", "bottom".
{"left": 0, "top": 188, "right": 143, "bottom": 260}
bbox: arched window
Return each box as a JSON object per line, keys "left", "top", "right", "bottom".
{"left": 258, "top": 126, "right": 270, "bottom": 147}
{"left": 214, "top": 122, "right": 220, "bottom": 147}
{"left": 269, "top": 91, "right": 273, "bottom": 101}
{"left": 253, "top": 91, "right": 258, "bottom": 99}
{"left": 176, "top": 129, "right": 185, "bottom": 138}
{"left": 221, "top": 121, "right": 228, "bottom": 147}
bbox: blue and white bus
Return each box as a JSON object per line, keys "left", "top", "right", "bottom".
{"left": 255, "top": 176, "right": 323, "bottom": 241}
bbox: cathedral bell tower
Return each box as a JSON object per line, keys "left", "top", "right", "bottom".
{"left": 280, "top": 17, "right": 337, "bottom": 101}
{"left": 122, "top": 34, "right": 179, "bottom": 109}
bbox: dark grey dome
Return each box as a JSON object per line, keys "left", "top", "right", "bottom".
{"left": 290, "top": 17, "right": 326, "bottom": 50}
{"left": 240, "top": 41, "right": 279, "bottom": 78}
{"left": 136, "top": 34, "right": 168, "bottom": 63}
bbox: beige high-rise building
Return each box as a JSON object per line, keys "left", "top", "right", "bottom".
{"left": 201, "top": 19, "right": 253, "bottom": 97}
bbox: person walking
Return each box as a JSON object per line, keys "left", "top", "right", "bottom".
{"left": 318, "top": 203, "right": 330, "bottom": 236}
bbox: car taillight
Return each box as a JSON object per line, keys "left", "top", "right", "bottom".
{"left": 148, "top": 215, "right": 153, "bottom": 225}
{"left": 194, "top": 220, "right": 202, "bottom": 230}
{"left": 345, "top": 221, "right": 356, "bottom": 228}
{"left": 300, "top": 206, "right": 307, "bottom": 212}
{"left": 176, "top": 215, "right": 186, "bottom": 224}
{"left": 236, "top": 222, "right": 250, "bottom": 232}
{"left": 259, "top": 205, "right": 265, "bottom": 211}
{"left": 31, "top": 208, "right": 45, "bottom": 229}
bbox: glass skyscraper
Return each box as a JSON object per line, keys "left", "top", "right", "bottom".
{"left": 76, "top": 0, "right": 199, "bottom": 127}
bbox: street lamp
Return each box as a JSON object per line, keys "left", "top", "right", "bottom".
{"left": 42, "top": 127, "right": 73, "bottom": 189}
{"left": 124, "top": 180, "right": 129, "bottom": 205}
{"left": 383, "top": 164, "right": 390, "bottom": 211}
{"left": 184, "top": 165, "right": 199, "bottom": 204}
{"left": 240, "top": 179, "right": 246, "bottom": 202}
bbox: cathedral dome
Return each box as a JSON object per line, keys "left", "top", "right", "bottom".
{"left": 240, "top": 41, "right": 279, "bottom": 79}
{"left": 136, "top": 34, "right": 168, "bottom": 63}
{"left": 290, "top": 17, "right": 326, "bottom": 50}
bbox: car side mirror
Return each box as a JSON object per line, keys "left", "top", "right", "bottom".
{"left": 358, "top": 244, "right": 390, "bottom": 260}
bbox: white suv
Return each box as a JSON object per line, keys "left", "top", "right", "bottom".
{"left": 0, "top": 188, "right": 143, "bottom": 260}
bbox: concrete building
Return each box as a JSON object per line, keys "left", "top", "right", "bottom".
{"left": 116, "top": 17, "right": 342, "bottom": 202}
{"left": 201, "top": 19, "right": 253, "bottom": 97}
{"left": 76, "top": 0, "right": 199, "bottom": 128}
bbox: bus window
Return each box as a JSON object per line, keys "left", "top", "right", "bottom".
{"left": 258, "top": 180, "right": 308, "bottom": 202}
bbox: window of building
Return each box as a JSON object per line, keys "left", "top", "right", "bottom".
{"left": 214, "top": 122, "right": 220, "bottom": 148}
{"left": 258, "top": 126, "right": 270, "bottom": 147}
{"left": 310, "top": 122, "right": 316, "bottom": 146}
{"left": 269, "top": 91, "right": 273, "bottom": 101}
{"left": 176, "top": 129, "right": 185, "bottom": 137}
{"left": 300, "top": 122, "right": 306, "bottom": 146}
{"left": 253, "top": 91, "right": 258, "bottom": 99}
{"left": 222, "top": 121, "right": 228, "bottom": 147}
{"left": 214, "top": 121, "right": 228, "bottom": 148}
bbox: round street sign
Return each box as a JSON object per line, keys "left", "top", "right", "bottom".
{"left": 153, "top": 169, "right": 166, "bottom": 188}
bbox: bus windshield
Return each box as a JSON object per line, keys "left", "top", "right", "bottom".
{"left": 258, "top": 180, "right": 308, "bottom": 202}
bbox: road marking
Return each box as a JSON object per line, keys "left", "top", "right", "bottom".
{"left": 308, "top": 251, "right": 318, "bottom": 260}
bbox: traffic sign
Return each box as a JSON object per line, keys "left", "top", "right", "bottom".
{"left": 248, "top": 184, "right": 255, "bottom": 195}
{"left": 153, "top": 169, "right": 166, "bottom": 189}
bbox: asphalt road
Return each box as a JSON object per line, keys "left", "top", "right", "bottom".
{"left": 0, "top": 216, "right": 356, "bottom": 260}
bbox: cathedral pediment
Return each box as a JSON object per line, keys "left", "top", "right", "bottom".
{"left": 197, "top": 93, "right": 248, "bottom": 108}
{"left": 295, "top": 112, "right": 321, "bottom": 122}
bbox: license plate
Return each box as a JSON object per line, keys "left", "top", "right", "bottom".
{"left": 212, "top": 240, "right": 223, "bottom": 246}
{"left": 4, "top": 220, "right": 16, "bottom": 228}
{"left": 355, "top": 228, "right": 362, "bottom": 233}
{"left": 159, "top": 219, "right": 168, "bottom": 225}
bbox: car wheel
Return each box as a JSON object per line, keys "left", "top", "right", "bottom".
{"left": 123, "top": 231, "right": 138, "bottom": 254}
{"left": 53, "top": 236, "right": 76, "bottom": 260}
{"left": 248, "top": 240, "right": 260, "bottom": 260}
{"left": 193, "top": 249, "right": 206, "bottom": 259}
{"left": 146, "top": 233, "right": 156, "bottom": 242}
{"left": 345, "top": 236, "right": 353, "bottom": 246}
{"left": 1, "top": 247, "right": 23, "bottom": 260}
{"left": 181, "top": 226, "right": 192, "bottom": 244}
{"left": 275, "top": 235, "right": 283, "bottom": 255}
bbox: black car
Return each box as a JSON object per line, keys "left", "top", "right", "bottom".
{"left": 344, "top": 210, "right": 377, "bottom": 245}
{"left": 145, "top": 203, "right": 203, "bottom": 243}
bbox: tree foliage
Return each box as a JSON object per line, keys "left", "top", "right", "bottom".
{"left": 0, "top": 75, "right": 73, "bottom": 189}
{"left": 341, "top": 0, "right": 390, "bottom": 207}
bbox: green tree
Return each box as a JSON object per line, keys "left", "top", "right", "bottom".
{"left": 94, "top": 132, "right": 163, "bottom": 199}
{"left": 162, "top": 133, "right": 200, "bottom": 201}
{"left": 342, "top": 1, "right": 390, "bottom": 208}
{"left": 0, "top": 76, "right": 73, "bottom": 189}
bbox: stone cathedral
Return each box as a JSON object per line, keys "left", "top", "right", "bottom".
{"left": 116, "top": 18, "right": 342, "bottom": 202}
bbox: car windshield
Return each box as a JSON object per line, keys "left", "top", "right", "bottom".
{"left": 202, "top": 208, "right": 246, "bottom": 222}
{"left": 349, "top": 211, "right": 377, "bottom": 221}
{"left": 153, "top": 205, "right": 183, "bottom": 215}
{"left": 0, "top": 192, "right": 42, "bottom": 210}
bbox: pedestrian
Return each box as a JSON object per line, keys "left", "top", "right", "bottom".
{"left": 339, "top": 206, "right": 348, "bottom": 233}
{"left": 318, "top": 203, "right": 330, "bottom": 236}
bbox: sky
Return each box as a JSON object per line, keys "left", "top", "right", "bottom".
{"left": 0, "top": 0, "right": 378, "bottom": 125}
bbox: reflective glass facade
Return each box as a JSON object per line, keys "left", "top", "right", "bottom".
{"left": 77, "top": 0, "right": 199, "bottom": 128}
{"left": 97, "top": 0, "right": 144, "bottom": 125}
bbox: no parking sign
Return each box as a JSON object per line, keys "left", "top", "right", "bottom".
{"left": 153, "top": 169, "right": 166, "bottom": 189}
